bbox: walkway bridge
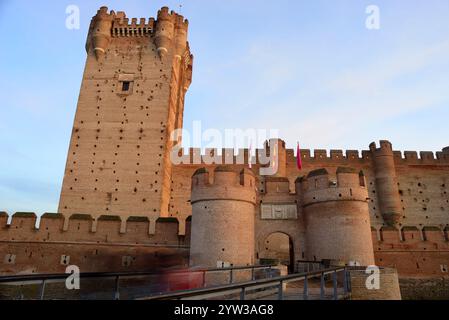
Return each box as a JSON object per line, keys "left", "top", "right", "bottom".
{"left": 0, "top": 263, "right": 352, "bottom": 300}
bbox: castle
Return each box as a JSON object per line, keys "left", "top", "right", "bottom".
{"left": 1, "top": 6, "right": 449, "bottom": 298}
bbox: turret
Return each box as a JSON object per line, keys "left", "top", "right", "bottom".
{"left": 300, "top": 167, "right": 375, "bottom": 266}
{"left": 154, "top": 7, "right": 175, "bottom": 58}
{"left": 87, "top": 7, "right": 115, "bottom": 61}
{"left": 174, "top": 15, "right": 189, "bottom": 60}
{"left": 190, "top": 166, "right": 256, "bottom": 268}
{"left": 153, "top": 7, "right": 189, "bottom": 59}
{"left": 369, "top": 140, "right": 402, "bottom": 226}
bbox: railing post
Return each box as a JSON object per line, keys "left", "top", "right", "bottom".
{"left": 343, "top": 268, "right": 348, "bottom": 296}
{"left": 19, "top": 284, "right": 24, "bottom": 300}
{"left": 240, "top": 287, "right": 246, "bottom": 301}
{"left": 303, "top": 275, "right": 309, "bottom": 301}
{"left": 251, "top": 267, "right": 255, "bottom": 281}
{"left": 230, "top": 269, "right": 233, "bottom": 284}
{"left": 278, "top": 281, "right": 284, "bottom": 300}
{"left": 333, "top": 271, "right": 338, "bottom": 300}
{"left": 320, "top": 272, "right": 325, "bottom": 300}
{"left": 268, "top": 266, "right": 272, "bottom": 278}
{"left": 114, "top": 276, "right": 120, "bottom": 300}
{"left": 347, "top": 268, "right": 352, "bottom": 293}
{"left": 202, "top": 271, "right": 206, "bottom": 288}
{"left": 39, "top": 280, "right": 46, "bottom": 300}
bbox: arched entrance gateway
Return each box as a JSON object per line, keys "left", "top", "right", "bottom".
{"left": 259, "top": 232, "right": 295, "bottom": 273}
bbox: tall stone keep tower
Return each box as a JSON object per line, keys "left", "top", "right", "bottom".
{"left": 58, "top": 7, "right": 193, "bottom": 219}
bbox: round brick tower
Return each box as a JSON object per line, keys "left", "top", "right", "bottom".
{"left": 369, "top": 140, "right": 402, "bottom": 226}
{"left": 189, "top": 166, "right": 256, "bottom": 268}
{"left": 301, "top": 167, "right": 375, "bottom": 266}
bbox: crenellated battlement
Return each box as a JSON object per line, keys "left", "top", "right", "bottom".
{"left": 191, "top": 166, "right": 256, "bottom": 205}
{"left": 91, "top": 6, "right": 188, "bottom": 39}
{"left": 172, "top": 143, "right": 449, "bottom": 169}
{"left": 371, "top": 140, "right": 449, "bottom": 165}
{"left": 0, "top": 212, "right": 187, "bottom": 245}
{"left": 96, "top": 6, "right": 114, "bottom": 18}
{"left": 112, "top": 16, "right": 155, "bottom": 37}
{"left": 157, "top": 7, "right": 189, "bottom": 28}
{"left": 174, "top": 145, "right": 369, "bottom": 166}
{"left": 86, "top": 6, "right": 191, "bottom": 61}
{"left": 294, "top": 149, "right": 372, "bottom": 163}
{"left": 300, "top": 167, "right": 369, "bottom": 206}
{"left": 191, "top": 166, "right": 255, "bottom": 187}
{"left": 394, "top": 150, "right": 449, "bottom": 164}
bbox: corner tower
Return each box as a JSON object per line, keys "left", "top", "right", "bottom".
{"left": 58, "top": 7, "right": 193, "bottom": 219}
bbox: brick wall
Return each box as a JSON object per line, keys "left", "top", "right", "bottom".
{"left": 0, "top": 213, "right": 187, "bottom": 275}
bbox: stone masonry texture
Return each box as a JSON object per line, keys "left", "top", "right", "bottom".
{"left": 1, "top": 6, "right": 449, "bottom": 299}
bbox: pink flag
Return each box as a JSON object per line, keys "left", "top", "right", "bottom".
{"left": 297, "top": 142, "right": 303, "bottom": 170}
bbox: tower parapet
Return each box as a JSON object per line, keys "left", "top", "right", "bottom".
{"left": 111, "top": 15, "right": 155, "bottom": 37}
{"left": 190, "top": 166, "right": 256, "bottom": 268}
{"left": 369, "top": 140, "right": 402, "bottom": 226}
{"left": 300, "top": 167, "right": 375, "bottom": 266}
{"left": 302, "top": 167, "right": 369, "bottom": 205}
{"left": 85, "top": 6, "right": 191, "bottom": 61}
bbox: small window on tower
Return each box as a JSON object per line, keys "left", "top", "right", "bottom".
{"left": 117, "top": 74, "right": 135, "bottom": 96}
{"left": 122, "top": 81, "right": 130, "bottom": 92}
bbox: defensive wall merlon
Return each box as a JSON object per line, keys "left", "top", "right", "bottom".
{"left": 87, "top": 6, "right": 192, "bottom": 60}
{"left": 0, "top": 212, "right": 188, "bottom": 245}
{"left": 172, "top": 139, "right": 449, "bottom": 167}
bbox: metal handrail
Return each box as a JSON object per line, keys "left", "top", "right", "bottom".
{"left": 141, "top": 267, "right": 349, "bottom": 301}
{"left": 0, "top": 264, "right": 277, "bottom": 300}
{"left": 0, "top": 264, "right": 275, "bottom": 284}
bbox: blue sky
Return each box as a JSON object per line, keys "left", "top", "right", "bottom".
{"left": 1, "top": 0, "right": 449, "bottom": 214}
